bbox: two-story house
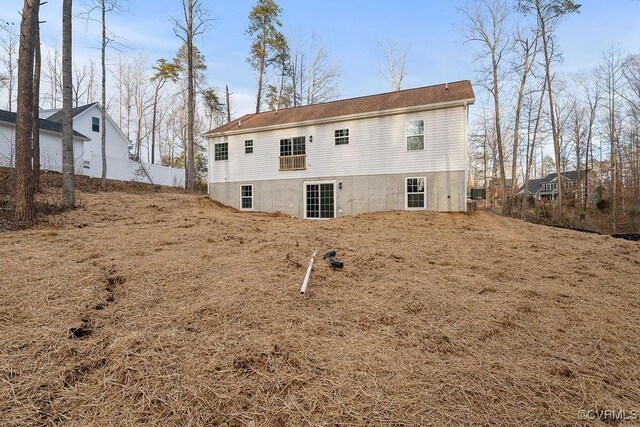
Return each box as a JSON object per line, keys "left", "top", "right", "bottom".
{"left": 40, "top": 103, "right": 130, "bottom": 177}
{"left": 518, "top": 170, "right": 599, "bottom": 203}
{"left": 204, "top": 81, "right": 475, "bottom": 218}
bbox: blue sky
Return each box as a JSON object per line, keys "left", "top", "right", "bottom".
{"left": 2, "top": 0, "right": 640, "bottom": 115}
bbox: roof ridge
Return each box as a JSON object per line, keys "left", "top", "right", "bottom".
{"left": 252, "top": 80, "right": 472, "bottom": 116}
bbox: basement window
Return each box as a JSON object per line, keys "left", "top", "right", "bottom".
{"left": 406, "top": 120, "right": 424, "bottom": 150}
{"left": 245, "top": 140, "right": 253, "bottom": 154}
{"left": 240, "top": 184, "right": 253, "bottom": 210}
{"left": 214, "top": 143, "right": 228, "bottom": 161}
{"left": 335, "top": 129, "right": 349, "bottom": 145}
{"left": 405, "top": 177, "right": 426, "bottom": 209}
{"left": 92, "top": 117, "right": 100, "bottom": 132}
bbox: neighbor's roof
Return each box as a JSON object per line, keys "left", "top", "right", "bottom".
{"left": 46, "top": 102, "right": 98, "bottom": 123}
{"left": 543, "top": 170, "right": 588, "bottom": 182}
{"left": 517, "top": 170, "right": 591, "bottom": 194}
{"left": 205, "top": 80, "right": 475, "bottom": 136}
{"left": 0, "top": 109, "right": 89, "bottom": 139}
{"left": 519, "top": 178, "right": 545, "bottom": 195}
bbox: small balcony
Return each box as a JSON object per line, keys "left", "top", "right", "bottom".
{"left": 279, "top": 154, "right": 306, "bottom": 171}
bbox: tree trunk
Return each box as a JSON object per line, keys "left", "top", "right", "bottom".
{"left": 14, "top": 0, "right": 39, "bottom": 222}
{"left": 509, "top": 38, "right": 536, "bottom": 215}
{"left": 255, "top": 30, "right": 266, "bottom": 113}
{"left": 523, "top": 84, "right": 546, "bottom": 218}
{"left": 536, "top": 2, "right": 564, "bottom": 215}
{"left": 185, "top": 0, "right": 195, "bottom": 191}
{"left": 32, "top": 19, "right": 41, "bottom": 193}
{"left": 225, "top": 84, "right": 231, "bottom": 123}
{"left": 151, "top": 89, "right": 158, "bottom": 164}
{"left": 100, "top": 0, "right": 107, "bottom": 190}
{"left": 492, "top": 52, "right": 507, "bottom": 214}
{"left": 62, "top": 0, "right": 75, "bottom": 208}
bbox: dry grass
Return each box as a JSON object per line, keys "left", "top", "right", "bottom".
{"left": 1, "top": 184, "right": 639, "bottom": 426}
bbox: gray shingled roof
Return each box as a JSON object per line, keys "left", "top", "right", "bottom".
{"left": 521, "top": 178, "right": 545, "bottom": 195}
{"left": 543, "top": 170, "right": 585, "bottom": 181}
{"left": 46, "top": 102, "right": 98, "bottom": 123}
{"left": 518, "top": 170, "right": 590, "bottom": 195}
{"left": 0, "top": 109, "right": 89, "bottom": 139}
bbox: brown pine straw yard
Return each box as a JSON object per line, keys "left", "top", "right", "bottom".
{"left": 1, "top": 177, "right": 639, "bottom": 426}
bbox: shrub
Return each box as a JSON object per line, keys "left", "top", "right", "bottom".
{"left": 596, "top": 199, "right": 610, "bottom": 211}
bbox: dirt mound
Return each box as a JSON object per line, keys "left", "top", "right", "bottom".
{"left": 1, "top": 189, "right": 639, "bottom": 426}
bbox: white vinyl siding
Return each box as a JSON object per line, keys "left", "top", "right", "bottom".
{"left": 0, "top": 124, "right": 85, "bottom": 174}
{"left": 209, "top": 106, "right": 467, "bottom": 184}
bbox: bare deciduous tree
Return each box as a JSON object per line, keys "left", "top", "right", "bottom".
{"left": 459, "top": 0, "right": 511, "bottom": 213}
{"left": 0, "top": 20, "right": 18, "bottom": 110}
{"left": 508, "top": 27, "right": 539, "bottom": 213}
{"left": 518, "top": 0, "right": 581, "bottom": 216}
{"left": 172, "top": 0, "right": 208, "bottom": 190}
{"left": 378, "top": 39, "right": 408, "bottom": 92}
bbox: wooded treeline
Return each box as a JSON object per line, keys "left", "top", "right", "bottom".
{"left": 462, "top": 0, "right": 640, "bottom": 231}
{"left": 0, "top": 0, "right": 342, "bottom": 179}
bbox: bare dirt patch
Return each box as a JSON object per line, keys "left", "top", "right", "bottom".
{"left": 1, "top": 188, "right": 639, "bottom": 426}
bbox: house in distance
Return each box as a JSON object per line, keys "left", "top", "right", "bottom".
{"left": 204, "top": 80, "right": 475, "bottom": 218}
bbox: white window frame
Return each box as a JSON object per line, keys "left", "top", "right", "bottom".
{"left": 406, "top": 119, "right": 424, "bottom": 151}
{"left": 303, "top": 180, "right": 337, "bottom": 220}
{"left": 334, "top": 128, "right": 349, "bottom": 145}
{"left": 240, "top": 184, "right": 254, "bottom": 211}
{"left": 405, "top": 177, "right": 426, "bottom": 210}
{"left": 245, "top": 140, "right": 253, "bottom": 154}
{"left": 214, "top": 142, "right": 228, "bottom": 161}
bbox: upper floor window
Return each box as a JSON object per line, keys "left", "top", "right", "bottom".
{"left": 214, "top": 143, "right": 228, "bottom": 161}
{"left": 245, "top": 140, "right": 253, "bottom": 154}
{"left": 335, "top": 129, "right": 349, "bottom": 145}
{"left": 280, "top": 136, "right": 306, "bottom": 156}
{"left": 92, "top": 117, "right": 100, "bottom": 132}
{"left": 407, "top": 120, "right": 424, "bottom": 150}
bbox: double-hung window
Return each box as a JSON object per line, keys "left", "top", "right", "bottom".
{"left": 335, "top": 129, "right": 349, "bottom": 145}
{"left": 245, "top": 140, "right": 253, "bottom": 154}
{"left": 406, "top": 177, "right": 426, "bottom": 209}
{"left": 214, "top": 143, "right": 228, "bottom": 161}
{"left": 407, "top": 120, "right": 424, "bottom": 150}
{"left": 240, "top": 185, "right": 253, "bottom": 210}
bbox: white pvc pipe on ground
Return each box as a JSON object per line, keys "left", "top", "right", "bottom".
{"left": 300, "top": 250, "right": 317, "bottom": 295}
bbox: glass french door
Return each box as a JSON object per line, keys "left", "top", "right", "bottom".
{"left": 305, "top": 182, "right": 335, "bottom": 218}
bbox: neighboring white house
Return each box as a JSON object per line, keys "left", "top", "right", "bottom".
{"left": 40, "top": 103, "right": 184, "bottom": 187}
{"left": 0, "top": 109, "right": 88, "bottom": 174}
{"left": 40, "top": 103, "right": 130, "bottom": 177}
{"left": 204, "top": 80, "right": 475, "bottom": 218}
